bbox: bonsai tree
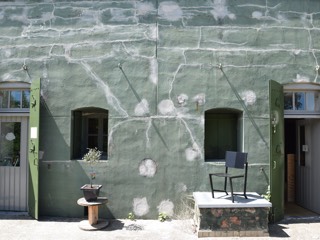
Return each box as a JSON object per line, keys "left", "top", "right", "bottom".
{"left": 82, "top": 147, "right": 101, "bottom": 187}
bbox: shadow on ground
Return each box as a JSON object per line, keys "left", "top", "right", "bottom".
{"left": 268, "top": 216, "right": 320, "bottom": 238}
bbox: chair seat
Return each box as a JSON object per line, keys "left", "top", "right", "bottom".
{"left": 211, "top": 173, "right": 244, "bottom": 178}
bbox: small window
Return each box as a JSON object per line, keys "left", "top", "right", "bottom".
{"left": 284, "top": 91, "right": 320, "bottom": 113}
{"left": 205, "top": 108, "right": 242, "bottom": 161}
{"left": 72, "top": 108, "right": 108, "bottom": 160}
{"left": 0, "top": 89, "right": 30, "bottom": 111}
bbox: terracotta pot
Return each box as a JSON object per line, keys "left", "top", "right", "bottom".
{"left": 80, "top": 184, "right": 102, "bottom": 202}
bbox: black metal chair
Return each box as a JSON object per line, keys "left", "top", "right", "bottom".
{"left": 209, "top": 151, "right": 248, "bottom": 203}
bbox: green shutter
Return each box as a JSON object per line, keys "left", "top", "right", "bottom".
{"left": 28, "top": 78, "right": 41, "bottom": 219}
{"left": 269, "top": 80, "right": 285, "bottom": 222}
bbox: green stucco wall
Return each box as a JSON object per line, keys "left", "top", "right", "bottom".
{"left": 1, "top": 0, "right": 320, "bottom": 219}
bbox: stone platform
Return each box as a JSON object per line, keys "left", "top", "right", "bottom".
{"left": 193, "top": 192, "right": 272, "bottom": 238}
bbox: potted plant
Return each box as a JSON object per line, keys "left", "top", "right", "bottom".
{"left": 80, "top": 148, "right": 102, "bottom": 202}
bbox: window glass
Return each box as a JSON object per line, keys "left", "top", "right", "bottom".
{"left": 0, "top": 91, "right": 9, "bottom": 108}
{"left": 88, "top": 136, "right": 98, "bottom": 149}
{"left": 88, "top": 118, "right": 98, "bottom": 134}
{"left": 294, "top": 92, "right": 305, "bottom": 110}
{"left": 284, "top": 92, "right": 293, "bottom": 110}
{"left": 0, "top": 122, "right": 21, "bottom": 167}
{"left": 306, "top": 92, "right": 315, "bottom": 111}
{"left": 10, "top": 91, "right": 21, "bottom": 108}
{"left": 22, "top": 90, "right": 30, "bottom": 108}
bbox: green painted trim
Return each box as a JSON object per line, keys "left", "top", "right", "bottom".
{"left": 28, "top": 78, "right": 41, "bottom": 219}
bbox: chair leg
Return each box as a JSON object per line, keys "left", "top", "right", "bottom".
{"left": 229, "top": 178, "right": 234, "bottom": 203}
{"left": 224, "top": 176, "right": 228, "bottom": 196}
{"left": 209, "top": 174, "right": 214, "bottom": 198}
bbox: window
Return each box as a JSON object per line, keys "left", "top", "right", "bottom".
{"left": 0, "top": 89, "right": 30, "bottom": 111}
{"left": 284, "top": 91, "right": 320, "bottom": 113}
{"left": 205, "top": 108, "right": 242, "bottom": 161}
{"left": 72, "top": 108, "right": 108, "bottom": 159}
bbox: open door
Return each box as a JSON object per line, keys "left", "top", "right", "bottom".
{"left": 28, "top": 79, "right": 40, "bottom": 219}
{"left": 269, "top": 80, "right": 285, "bottom": 222}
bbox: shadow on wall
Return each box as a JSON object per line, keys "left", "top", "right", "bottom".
{"left": 39, "top": 99, "right": 69, "bottom": 160}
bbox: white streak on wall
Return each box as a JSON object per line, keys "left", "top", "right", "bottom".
{"left": 139, "top": 158, "right": 157, "bottom": 177}
{"left": 133, "top": 197, "right": 150, "bottom": 217}
{"left": 80, "top": 61, "right": 128, "bottom": 117}
{"left": 157, "top": 200, "right": 174, "bottom": 217}
{"left": 158, "top": 1, "right": 183, "bottom": 21}
{"left": 149, "top": 58, "right": 158, "bottom": 85}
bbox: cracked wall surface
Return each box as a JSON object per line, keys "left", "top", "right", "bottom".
{"left": 1, "top": 0, "right": 320, "bottom": 218}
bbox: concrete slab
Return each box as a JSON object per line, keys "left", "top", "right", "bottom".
{"left": 193, "top": 192, "right": 272, "bottom": 208}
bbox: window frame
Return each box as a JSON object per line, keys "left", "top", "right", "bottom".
{"left": 72, "top": 108, "right": 108, "bottom": 160}
{"left": 284, "top": 82, "right": 320, "bottom": 118}
{"left": 0, "top": 82, "right": 30, "bottom": 113}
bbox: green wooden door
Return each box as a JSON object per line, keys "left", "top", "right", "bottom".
{"left": 269, "top": 80, "right": 284, "bottom": 222}
{"left": 28, "top": 79, "right": 40, "bottom": 219}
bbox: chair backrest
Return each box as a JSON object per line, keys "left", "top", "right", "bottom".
{"left": 225, "top": 151, "right": 248, "bottom": 169}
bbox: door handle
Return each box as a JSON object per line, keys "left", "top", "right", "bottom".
{"left": 273, "top": 160, "right": 277, "bottom": 169}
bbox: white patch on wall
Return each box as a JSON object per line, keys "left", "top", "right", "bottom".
{"left": 210, "top": 0, "right": 236, "bottom": 21}
{"left": 4, "top": 50, "right": 12, "bottom": 58}
{"left": 177, "top": 93, "right": 188, "bottom": 107}
{"left": 175, "top": 182, "right": 187, "bottom": 193}
{"left": 135, "top": 99, "right": 149, "bottom": 116}
{"left": 158, "top": 1, "right": 183, "bottom": 21}
{"left": 133, "top": 197, "right": 150, "bottom": 216}
{"left": 293, "top": 49, "right": 301, "bottom": 55}
{"left": 149, "top": 58, "right": 158, "bottom": 85}
{"left": 110, "top": 8, "right": 129, "bottom": 22}
{"left": 185, "top": 142, "right": 200, "bottom": 161}
{"left": 293, "top": 74, "right": 310, "bottom": 83}
{"left": 158, "top": 99, "right": 176, "bottom": 115}
{"left": 137, "top": 2, "right": 155, "bottom": 15}
{"left": 41, "top": 12, "right": 54, "bottom": 23}
{"left": 193, "top": 93, "right": 205, "bottom": 106}
{"left": 139, "top": 158, "right": 157, "bottom": 177}
{"left": 252, "top": 11, "right": 263, "bottom": 20}
{"left": 157, "top": 200, "right": 174, "bottom": 217}
{"left": 241, "top": 90, "right": 256, "bottom": 106}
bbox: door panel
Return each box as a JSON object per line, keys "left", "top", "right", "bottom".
{"left": 269, "top": 80, "right": 285, "bottom": 222}
{"left": 0, "top": 116, "right": 28, "bottom": 211}
{"left": 28, "top": 78, "right": 40, "bottom": 219}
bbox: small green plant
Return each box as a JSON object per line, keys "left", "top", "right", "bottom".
{"left": 158, "top": 212, "right": 168, "bottom": 222}
{"left": 127, "top": 212, "right": 135, "bottom": 221}
{"left": 262, "top": 185, "right": 271, "bottom": 202}
{"left": 82, "top": 148, "right": 102, "bottom": 187}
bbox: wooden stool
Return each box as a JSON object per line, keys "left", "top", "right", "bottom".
{"left": 77, "top": 197, "right": 109, "bottom": 230}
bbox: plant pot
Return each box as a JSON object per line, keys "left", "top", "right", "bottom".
{"left": 80, "top": 184, "right": 102, "bottom": 202}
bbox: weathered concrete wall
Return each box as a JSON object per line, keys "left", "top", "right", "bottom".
{"left": 1, "top": 0, "right": 320, "bottom": 218}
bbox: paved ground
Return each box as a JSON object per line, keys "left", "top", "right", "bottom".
{"left": 0, "top": 213, "right": 320, "bottom": 240}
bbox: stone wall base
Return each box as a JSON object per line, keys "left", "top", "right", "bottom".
{"left": 198, "top": 229, "right": 269, "bottom": 238}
